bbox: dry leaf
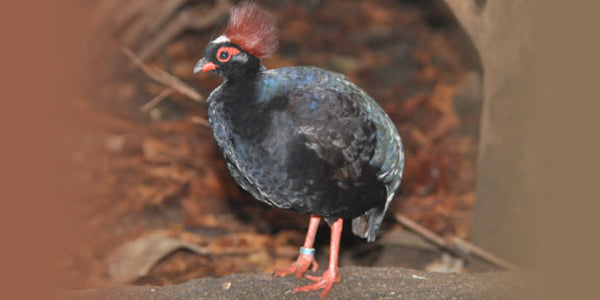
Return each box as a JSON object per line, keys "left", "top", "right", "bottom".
{"left": 105, "top": 232, "right": 209, "bottom": 284}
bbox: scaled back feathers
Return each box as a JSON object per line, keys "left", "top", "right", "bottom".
{"left": 224, "top": 2, "right": 278, "bottom": 59}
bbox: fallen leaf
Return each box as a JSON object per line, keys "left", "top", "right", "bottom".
{"left": 105, "top": 232, "right": 209, "bottom": 284}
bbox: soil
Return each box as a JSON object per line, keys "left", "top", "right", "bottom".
{"left": 69, "top": 267, "right": 536, "bottom": 300}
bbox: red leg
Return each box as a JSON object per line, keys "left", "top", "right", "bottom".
{"left": 274, "top": 215, "right": 320, "bottom": 278}
{"left": 293, "top": 218, "right": 342, "bottom": 298}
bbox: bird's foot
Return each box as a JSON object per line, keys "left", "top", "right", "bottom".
{"left": 273, "top": 253, "right": 319, "bottom": 278}
{"left": 293, "top": 269, "right": 341, "bottom": 298}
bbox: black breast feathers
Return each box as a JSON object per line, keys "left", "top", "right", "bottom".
{"left": 207, "top": 66, "right": 404, "bottom": 241}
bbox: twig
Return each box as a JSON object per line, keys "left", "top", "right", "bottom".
{"left": 122, "top": 47, "right": 204, "bottom": 102}
{"left": 137, "top": 0, "right": 230, "bottom": 61}
{"left": 395, "top": 213, "right": 449, "bottom": 248}
{"left": 121, "top": 0, "right": 187, "bottom": 47}
{"left": 190, "top": 116, "right": 210, "bottom": 127}
{"left": 394, "top": 213, "right": 521, "bottom": 271}
{"left": 123, "top": 47, "right": 210, "bottom": 126}
{"left": 136, "top": 9, "right": 193, "bottom": 62}
{"left": 451, "top": 237, "right": 521, "bottom": 272}
{"left": 140, "top": 88, "right": 175, "bottom": 113}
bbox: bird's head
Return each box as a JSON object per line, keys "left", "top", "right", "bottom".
{"left": 194, "top": 2, "right": 278, "bottom": 79}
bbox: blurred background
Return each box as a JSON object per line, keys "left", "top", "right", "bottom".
{"left": 54, "top": 0, "right": 535, "bottom": 290}
{"left": 7, "top": 0, "right": 599, "bottom": 299}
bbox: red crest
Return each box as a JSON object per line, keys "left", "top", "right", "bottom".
{"left": 224, "top": 2, "right": 278, "bottom": 59}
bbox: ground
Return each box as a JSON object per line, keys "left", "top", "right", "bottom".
{"left": 69, "top": 267, "right": 536, "bottom": 300}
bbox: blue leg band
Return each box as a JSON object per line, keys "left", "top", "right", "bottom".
{"left": 299, "top": 247, "right": 315, "bottom": 255}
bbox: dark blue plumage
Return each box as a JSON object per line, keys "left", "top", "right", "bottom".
{"left": 193, "top": 3, "right": 404, "bottom": 296}
{"left": 206, "top": 65, "right": 404, "bottom": 241}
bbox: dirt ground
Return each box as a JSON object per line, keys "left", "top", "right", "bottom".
{"left": 57, "top": 0, "right": 484, "bottom": 291}
{"left": 69, "top": 267, "right": 536, "bottom": 300}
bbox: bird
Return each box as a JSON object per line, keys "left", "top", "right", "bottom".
{"left": 193, "top": 2, "right": 404, "bottom": 298}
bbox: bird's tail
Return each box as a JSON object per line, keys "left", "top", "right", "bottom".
{"left": 352, "top": 205, "right": 386, "bottom": 242}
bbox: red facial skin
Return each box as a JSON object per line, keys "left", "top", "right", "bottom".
{"left": 200, "top": 46, "right": 241, "bottom": 72}
{"left": 216, "top": 46, "right": 241, "bottom": 62}
{"left": 200, "top": 62, "right": 217, "bottom": 72}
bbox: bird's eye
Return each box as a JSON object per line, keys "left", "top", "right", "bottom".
{"left": 219, "top": 50, "right": 229, "bottom": 60}
{"left": 216, "top": 46, "right": 241, "bottom": 63}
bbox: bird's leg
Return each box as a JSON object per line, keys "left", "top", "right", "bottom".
{"left": 293, "top": 218, "right": 342, "bottom": 298}
{"left": 273, "top": 215, "right": 320, "bottom": 278}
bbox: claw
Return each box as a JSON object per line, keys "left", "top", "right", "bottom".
{"left": 273, "top": 253, "right": 318, "bottom": 278}
{"left": 304, "top": 271, "right": 341, "bottom": 283}
{"left": 293, "top": 269, "right": 340, "bottom": 298}
{"left": 292, "top": 218, "right": 343, "bottom": 298}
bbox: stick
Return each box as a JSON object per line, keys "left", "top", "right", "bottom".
{"left": 452, "top": 236, "right": 521, "bottom": 271}
{"left": 121, "top": 0, "right": 187, "bottom": 47}
{"left": 395, "top": 213, "right": 449, "bottom": 248}
{"left": 140, "top": 88, "right": 175, "bottom": 113}
{"left": 394, "top": 213, "right": 521, "bottom": 271}
{"left": 189, "top": 116, "right": 210, "bottom": 127}
{"left": 137, "top": 0, "right": 230, "bottom": 61}
{"left": 121, "top": 47, "right": 204, "bottom": 102}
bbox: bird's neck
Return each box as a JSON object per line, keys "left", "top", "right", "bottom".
{"left": 216, "top": 70, "right": 272, "bottom": 142}
{"left": 221, "top": 69, "right": 262, "bottom": 105}
{"left": 223, "top": 60, "right": 265, "bottom": 81}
